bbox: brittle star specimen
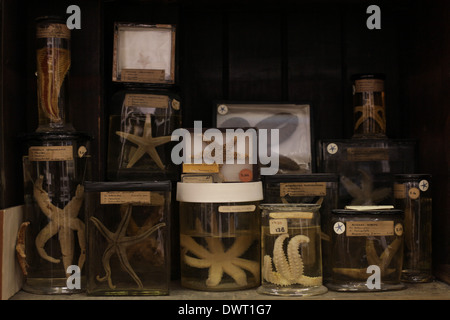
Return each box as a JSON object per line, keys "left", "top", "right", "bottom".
{"left": 180, "top": 234, "right": 260, "bottom": 288}
{"left": 353, "top": 100, "right": 386, "bottom": 132}
{"left": 333, "top": 237, "right": 402, "bottom": 279}
{"left": 116, "top": 114, "right": 172, "bottom": 169}
{"left": 89, "top": 204, "right": 165, "bottom": 289}
{"left": 340, "top": 169, "right": 391, "bottom": 205}
{"left": 33, "top": 175, "right": 85, "bottom": 276}
{"left": 263, "top": 234, "right": 322, "bottom": 287}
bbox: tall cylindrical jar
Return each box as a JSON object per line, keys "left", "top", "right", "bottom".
{"left": 177, "top": 182, "right": 263, "bottom": 291}
{"left": 351, "top": 74, "right": 386, "bottom": 138}
{"left": 328, "top": 208, "right": 404, "bottom": 292}
{"left": 394, "top": 174, "right": 433, "bottom": 283}
{"left": 258, "top": 204, "right": 328, "bottom": 297}
{"left": 20, "top": 132, "right": 91, "bottom": 294}
{"left": 35, "top": 16, "right": 73, "bottom": 132}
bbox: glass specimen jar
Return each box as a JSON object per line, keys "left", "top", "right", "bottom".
{"left": 351, "top": 74, "right": 386, "bottom": 139}
{"left": 257, "top": 204, "right": 328, "bottom": 297}
{"left": 394, "top": 174, "right": 433, "bottom": 283}
{"left": 84, "top": 181, "right": 171, "bottom": 296}
{"left": 328, "top": 208, "right": 405, "bottom": 292}
{"left": 177, "top": 182, "right": 263, "bottom": 291}
{"left": 263, "top": 174, "right": 339, "bottom": 283}
{"left": 35, "top": 16, "right": 74, "bottom": 132}
{"left": 20, "top": 132, "right": 91, "bottom": 294}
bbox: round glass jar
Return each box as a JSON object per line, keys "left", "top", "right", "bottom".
{"left": 394, "top": 174, "right": 433, "bottom": 283}
{"left": 328, "top": 208, "right": 405, "bottom": 292}
{"left": 176, "top": 182, "right": 263, "bottom": 291}
{"left": 257, "top": 204, "right": 328, "bottom": 297}
{"left": 351, "top": 74, "right": 386, "bottom": 139}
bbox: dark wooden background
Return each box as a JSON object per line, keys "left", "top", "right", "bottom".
{"left": 1, "top": 0, "right": 448, "bottom": 282}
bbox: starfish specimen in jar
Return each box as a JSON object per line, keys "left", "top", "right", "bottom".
{"left": 263, "top": 234, "right": 322, "bottom": 286}
{"left": 340, "top": 169, "right": 391, "bottom": 205}
{"left": 33, "top": 175, "right": 85, "bottom": 276}
{"left": 116, "top": 114, "right": 172, "bottom": 169}
{"left": 89, "top": 204, "right": 165, "bottom": 289}
{"left": 333, "top": 237, "right": 402, "bottom": 279}
{"left": 180, "top": 234, "right": 259, "bottom": 288}
{"left": 36, "top": 47, "right": 71, "bottom": 122}
{"left": 354, "top": 102, "right": 386, "bottom": 132}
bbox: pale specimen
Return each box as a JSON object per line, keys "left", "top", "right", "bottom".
{"left": 116, "top": 114, "right": 172, "bottom": 169}
{"left": 180, "top": 233, "right": 260, "bottom": 288}
{"left": 353, "top": 100, "right": 386, "bottom": 132}
{"left": 36, "top": 47, "right": 70, "bottom": 122}
{"left": 263, "top": 234, "right": 322, "bottom": 286}
{"left": 340, "top": 169, "right": 391, "bottom": 205}
{"left": 33, "top": 175, "right": 85, "bottom": 276}
{"left": 16, "top": 222, "right": 30, "bottom": 276}
{"left": 90, "top": 204, "right": 165, "bottom": 289}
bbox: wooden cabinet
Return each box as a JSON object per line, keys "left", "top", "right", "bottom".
{"left": 0, "top": 0, "right": 448, "bottom": 286}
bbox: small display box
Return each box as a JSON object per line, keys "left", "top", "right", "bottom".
{"left": 215, "top": 102, "right": 313, "bottom": 175}
{"left": 107, "top": 89, "right": 181, "bottom": 181}
{"left": 262, "top": 173, "right": 339, "bottom": 282}
{"left": 258, "top": 204, "right": 327, "bottom": 297}
{"left": 85, "top": 181, "right": 171, "bottom": 296}
{"left": 328, "top": 207, "right": 405, "bottom": 292}
{"left": 112, "top": 23, "right": 176, "bottom": 84}
{"left": 177, "top": 182, "right": 263, "bottom": 291}
{"left": 177, "top": 126, "right": 259, "bottom": 182}
{"left": 318, "top": 139, "right": 416, "bottom": 207}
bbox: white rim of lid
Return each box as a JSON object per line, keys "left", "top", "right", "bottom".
{"left": 176, "top": 182, "right": 263, "bottom": 203}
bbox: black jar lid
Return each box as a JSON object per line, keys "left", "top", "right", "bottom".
{"left": 85, "top": 180, "right": 172, "bottom": 192}
{"left": 263, "top": 173, "right": 339, "bottom": 183}
{"left": 394, "top": 174, "right": 432, "bottom": 181}
{"left": 35, "top": 15, "right": 66, "bottom": 24}
{"left": 19, "top": 131, "right": 92, "bottom": 143}
{"left": 332, "top": 207, "right": 403, "bottom": 215}
{"left": 351, "top": 73, "right": 386, "bottom": 81}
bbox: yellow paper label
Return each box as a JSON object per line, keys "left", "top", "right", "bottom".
{"left": 182, "top": 163, "right": 220, "bottom": 173}
{"left": 100, "top": 191, "right": 152, "bottom": 204}
{"left": 393, "top": 183, "right": 406, "bottom": 199}
{"left": 124, "top": 94, "right": 169, "bottom": 109}
{"left": 346, "top": 221, "right": 394, "bottom": 236}
{"left": 218, "top": 205, "right": 256, "bottom": 213}
{"left": 269, "top": 219, "right": 288, "bottom": 235}
{"left": 347, "top": 148, "right": 389, "bottom": 161}
{"left": 37, "top": 24, "right": 70, "bottom": 39}
{"left": 354, "top": 79, "right": 384, "bottom": 92}
{"left": 121, "top": 69, "right": 165, "bottom": 82}
{"left": 280, "top": 182, "right": 326, "bottom": 197}
{"left": 29, "top": 146, "right": 73, "bottom": 161}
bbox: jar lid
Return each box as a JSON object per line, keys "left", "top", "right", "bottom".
{"left": 332, "top": 207, "right": 403, "bottom": 215}
{"left": 259, "top": 203, "right": 321, "bottom": 211}
{"left": 394, "top": 174, "right": 432, "bottom": 181}
{"left": 85, "top": 180, "right": 171, "bottom": 192}
{"left": 263, "top": 173, "right": 339, "bottom": 183}
{"left": 351, "top": 73, "right": 386, "bottom": 81}
{"left": 176, "top": 182, "right": 263, "bottom": 203}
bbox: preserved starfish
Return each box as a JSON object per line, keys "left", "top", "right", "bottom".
{"left": 36, "top": 47, "right": 71, "bottom": 122}
{"left": 263, "top": 234, "right": 322, "bottom": 287}
{"left": 340, "top": 169, "right": 391, "bottom": 205}
{"left": 116, "top": 114, "right": 172, "bottom": 169}
{"left": 89, "top": 204, "right": 165, "bottom": 289}
{"left": 354, "top": 101, "right": 386, "bottom": 132}
{"left": 333, "top": 237, "right": 401, "bottom": 279}
{"left": 180, "top": 234, "right": 259, "bottom": 287}
{"left": 33, "top": 175, "right": 85, "bottom": 276}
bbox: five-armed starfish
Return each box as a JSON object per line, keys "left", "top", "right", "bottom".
{"left": 116, "top": 114, "right": 172, "bottom": 169}
{"left": 180, "top": 234, "right": 259, "bottom": 287}
{"left": 340, "top": 169, "right": 391, "bottom": 205}
{"left": 354, "top": 100, "right": 386, "bottom": 132}
{"left": 89, "top": 204, "right": 165, "bottom": 289}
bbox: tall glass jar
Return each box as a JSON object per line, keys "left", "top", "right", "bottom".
{"left": 394, "top": 174, "right": 433, "bottom": 283}
{"left": 35, "top": 16, "right": 73, "bottom": 132}
{"left": 257, "top": 204, "right": 327, "bottom": 297}
{"left": 85, "top": 181, "right": 171, "bottom": 296}
{"left": 351, "top": 74, "right": 386, "bottom": 138}
{"left": 328, "top": 208, "right": 405, "bottom": 292}
{"left": 177, "top": 182, "right": 263, "bottom": 291}
{"left": 20, "top": 132, "right": 91, "bottom": 294}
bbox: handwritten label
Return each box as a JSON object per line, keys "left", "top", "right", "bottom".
{"left": 29, "top": 146, "right": 73, "bottom": 161}
{"left": 100, "top": 191, "right": 152, "bottom": 204}
{"left": 269, "top": 219, "right": 288, "bottom": 235}
{"left": 218, "top": 205, "right": 256, "bottom": 213}
{"left": 346, "top": 221, "right": 394, "bottom": 236}
{"left": 280, "top": 182, "right": 326, "bottom": 197}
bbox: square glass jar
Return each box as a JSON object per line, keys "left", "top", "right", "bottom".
{"left": 328, "top": 208, "right": 405, "bottom": 292}
{"left": 85, "top": 181, "right": 171, "bottom": 296}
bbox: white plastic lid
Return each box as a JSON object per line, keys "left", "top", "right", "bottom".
{"left": 176, "top": 182, "right": 263, "bottom": 203}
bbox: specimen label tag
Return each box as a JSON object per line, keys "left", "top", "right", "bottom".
{"left": 269, "top": 219, "right": 288, "bottom": 234}
{"left": 354, "top": 79, "right": 384, "bottom": 92}
{"left": 37, "top": 24, "right": 70, "bottom": 39}
{"left": 280, "top": 182, "right": 326, "bottom": 197}
{"left": 121, "top": 69, "right": 165, "bottom": 82}
{"left": 346, "top": 221, "right": 394, "bottom": 236}
{"left": 347, "top": 147, "right": 389, "bottom": 161}
{"left": 393, "top": 183, "right": 406, "bottom": 199}
{"left": 181, "top": 175, "right": 214, "bottom": 183}
{"left": 124, "top": 94, "right": 169, "bottom": 109}
{"left": 182, "top": 163, "right": 220, "bottom": 173}
{"left": 269, "top": 211, "right": 314, "bottom": 219}
{"left": 29, "top": 146, "right": 73, "bottom": 161}
{"left": 218, "top": 205, "right": 256, "bottom": 213}
{"left": 100, "top": 191, "right": 151, "bottom": 204}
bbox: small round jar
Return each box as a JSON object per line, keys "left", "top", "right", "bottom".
{"left": 394, "top": 174, "right": 433, "bottom": 283}
{"left": 328, "top": 208, "right": 405, "bottom": 292}
{"left": 257, "top": 204, "right": 328, "bottom": 297}
{"left": 177, "top": 182, "right": 263, "bottom": 291}
{"left": 351, "top": 74, "right": 386, "bottom": 138}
